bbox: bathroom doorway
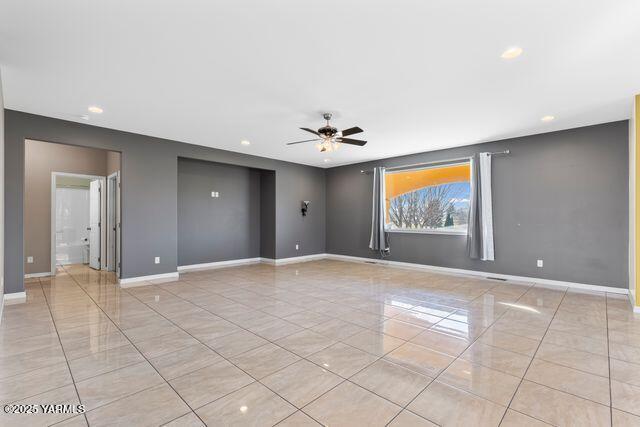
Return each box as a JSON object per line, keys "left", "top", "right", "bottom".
{"left": 23, "top": 139, "right": 122, "bottom": 280}
{"left": 51, "top": 172, "right": 106, "bottom": 272}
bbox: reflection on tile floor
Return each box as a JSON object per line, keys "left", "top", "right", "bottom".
{"left": 0, "top": 260, "right": 639, "bottom": 426}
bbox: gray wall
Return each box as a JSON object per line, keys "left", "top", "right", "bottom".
{"left": 4, "top": 110, "right": 326, "bottom": 294}
{"left": 24, "top": 140, "right": 113, "bottom": 274}
{"left": 326, "top": 121, "right": 629, "bottom": 289}
{"left": 260, "top": 170, "right": 276, "bottom": 259}
{"left": 0, "top": 71, "right": 4, "bottom": 308}
{"left": 177, "top": 158, "right": 261, "bottom": 265}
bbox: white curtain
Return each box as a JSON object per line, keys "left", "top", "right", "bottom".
{"left": 467, "top": 153, "right": 495, "bottom": 261}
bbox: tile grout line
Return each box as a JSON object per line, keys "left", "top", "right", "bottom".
{"left": 140, "top": 268, "right": 632, "bottom": 424}
{"left": 166, "top": 273, "right": 473, "bottom": 425}
{"left": 383, "top": 287, "right": 518, "bottom": 426}
{"left": 59, "top": 265, "right": 207, "bottom": 426}
{"left": 39, "top": 276, "right": 91, "bottom": 426}
{"left": 9, "top": 264, "right": 624, "bottom": 427}
{"left": 123, "top": 278, "right": 327, "bottom": 425}
{"left": 150, "top": 270, "right": 487, "bottom": 425}
{"left": 180, "top": 268, "right": 534, "bottom": 422}
{"left": 496, "top": 286, "right": 569, "bottom": 426}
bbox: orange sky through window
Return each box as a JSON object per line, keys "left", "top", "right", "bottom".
{"left": 385, "top": 163, "right": 471, "bottom": 223}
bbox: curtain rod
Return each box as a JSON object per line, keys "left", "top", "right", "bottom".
{"left": 359, "top": 150, "right": 510, "bottom": 174}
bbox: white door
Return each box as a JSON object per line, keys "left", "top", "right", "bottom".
{"left": 89, "top": 180, "right": 101, "bottom": 270}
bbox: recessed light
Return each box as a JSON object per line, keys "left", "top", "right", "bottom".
{"left": 541, "top": 115, "right": 555, "bottom": 122}
{"left": 240, "top": 140, "right": 251, "bottom": 146}
{"left": 88, "top": 106, "right": 103, "bottom": 114}
{"left": 501, "top": 46, "right": 523, "bottom": 59}
{"left": 323, "top": 158, "right": 331, "bottom": 163}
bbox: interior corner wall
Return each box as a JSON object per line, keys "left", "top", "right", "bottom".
{"left": 260, "top": 170, "right": 276, "bottom": 259}
{"left": 275, "top": 164, "right": 326, "bottom": 259}
{"left": 177, "top": 158, "right": 261, "bottom": 266}
{"left": 106, "top": 151, "right": 121, "bottom": 176}
{"left": 0, "top": 71, "right": 5, "bottom": 305}
{"left": 326, "top": 121, "right": 629, "bottom": 289}
{"left": 4, "top": 110, "right": 326, "bottom": 294}
{"left": 632, "top": 95, "right": 640, "bottom": 305}
{"left": 24, "top": 140, "right": 110, "bottom": 275}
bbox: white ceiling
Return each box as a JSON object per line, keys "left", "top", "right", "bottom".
{"left": 1, "top": 0, "right": 639, "bottom": 168}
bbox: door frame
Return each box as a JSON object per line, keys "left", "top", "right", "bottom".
{"left": 51, "top": 172, "right": 107, "bottom": 275}
{"left": 106, "top": 171, "right": 120, "bottom": 276}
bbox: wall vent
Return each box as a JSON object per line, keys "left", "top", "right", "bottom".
{"left": 486, "top": 276, "right": 507, "bottom": 281}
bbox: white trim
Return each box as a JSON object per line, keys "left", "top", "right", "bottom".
{"left": 106, "top": 172, "right": 118, "bottom": 275}
{"left": 24, "top": 271, "right": 52, "bottom": 278}
{"left": 178, "top": 258, "right": 262, "bottom": 272}
{"left": 629, "top": 290, "right": 640, "bottom": 313}
{"left": 386, "top": 229, "right": 467, "bottom": 236}
{"left": 120, "top": 252, "right": 628, "bottom": 295}
{"left": 118, "top": 272, "right": 179, "bottom": 288}
{"left": 630, "top": 97, "right": 637, "bottom": 306}
{"left": 4, "top": 291, "right": 27, "bottom": 301}
{"left": 262, "top": 253, "right": 327, "bottom": 266}
{"left": 325, "top": 253, "right": 628, "bottom": 294}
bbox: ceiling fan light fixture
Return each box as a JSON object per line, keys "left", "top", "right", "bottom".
{"left": 316, "top": 139, "right": 338, "bottom": 153}
{"left": 288, "top": 113, "right": 366, "bottom": 152}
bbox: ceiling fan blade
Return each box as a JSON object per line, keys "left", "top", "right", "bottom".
{"left": 337, "top": 138, "right": 367, "bottom": 146}
{"left": 340, "top": 126, "right": 363, "bottom": 137}
{"left": 286, "top": 138, "right": 321, "bottom": 145}
{"left": 300, "top": 127, "right": 320, "bottom": 136}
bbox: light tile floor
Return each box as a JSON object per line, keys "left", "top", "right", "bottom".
{"left": 1, "top": 260, "right": 639, "bottom": 426}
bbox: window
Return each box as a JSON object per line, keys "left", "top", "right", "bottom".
{"left": 384, "top": 161, "right": 470, "bottom": 234}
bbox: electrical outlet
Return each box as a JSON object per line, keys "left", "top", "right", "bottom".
{"left": 155, "top": 257, "right": 160, "bottom": 264}
{"left": 210, "top": 191, "right": 220, "bottom": 198}
{"left": 26, "top": 256, "right": 34, "bottom": 263}
{"left": 295, "top": 244, "right": 299, "bottom": 250}
{"left": 537, "top": 259, "right": 543, "bottom": 268}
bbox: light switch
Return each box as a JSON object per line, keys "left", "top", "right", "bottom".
{"left": 27, "top": 256, "right": 34, "bottom": 263}
{"left": 155, "top": 257, "right": 160, "bottom": 264}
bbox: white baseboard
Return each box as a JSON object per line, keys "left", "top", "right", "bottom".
{"left": 178, "top": 258, "right": 262, "bottom": 272}
{"left": 24, "top": 272, "right": 52, "bottom": 279}
{"left": 117, "top": 252, "right": 626, "bottom": 295}
{"left": 629, "top": 290, "right": 640, "bottom": 313}
{"left": 326, "top": 253, "right": 629, "bottom": 295}
{"left": 118, "top": 272, "right": 180, "bottom": 288}
{"left": 261, "top": 253, "right": 328, "bottom": 266}
{"left": 4, "top": 291, "right": 27, "bottom": 302}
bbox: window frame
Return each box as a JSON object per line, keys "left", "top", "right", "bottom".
{"left": 383, "top": 160, "right": 471, "bottom": 236}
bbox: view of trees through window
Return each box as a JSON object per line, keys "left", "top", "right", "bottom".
{"left": 385, "top": 163, "right": 470, "bottom": 233}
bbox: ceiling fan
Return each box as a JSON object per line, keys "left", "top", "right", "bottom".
{"left": 286, "top": 113, "right": 366, "bottom": 152}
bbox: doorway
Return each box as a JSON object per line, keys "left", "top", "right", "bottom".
{"left": 51, "top": 172, "right": 106, "bottom": 273}
{"left": 24, "top": 139, "right": 122, "bottom": 281}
